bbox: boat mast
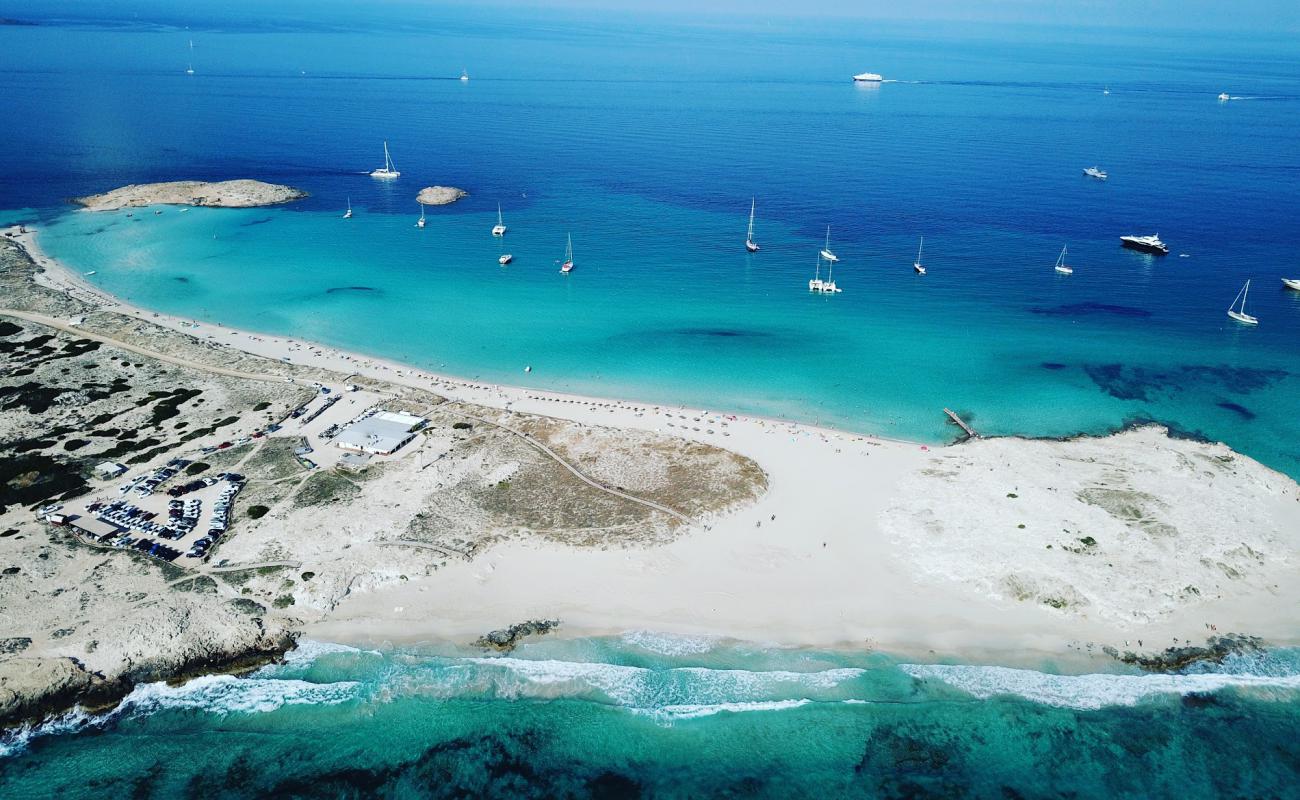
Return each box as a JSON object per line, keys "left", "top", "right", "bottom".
{"left": 747, "top": 198, "right": 756, "bottom": 242}
{"left": 383, "top": 141, "right": 394, "bottom": 172}
{"left": 497, "top": 203, "right": 503, "bottom": 226}
{"left": 917, "top": 236, "right": 924, "bottom": 263}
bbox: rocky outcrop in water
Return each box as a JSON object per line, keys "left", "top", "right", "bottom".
{"left": 1106, "top": 634, "right": 1265, "bottom": 672}
{"left": 473, "top": 620, "right": 561, "bottom": 653}
{"left": 416, "top": 186, "right": 467, "bottom": 206}
{"left": 74, "top": 180, "right": 308, "bottom": 211}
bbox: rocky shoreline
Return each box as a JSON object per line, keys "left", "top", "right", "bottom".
{"left": 0, "top": 631, "right": 296, "bottom": 731}
{"left": 73, "top": 180, "right": 308, "bottom": 211}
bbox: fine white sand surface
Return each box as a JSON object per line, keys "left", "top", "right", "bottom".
{"left": 8, "top": 224, "right": 1300, "bottom": 660}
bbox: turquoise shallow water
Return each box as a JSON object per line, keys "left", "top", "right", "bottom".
{"left": 3, "top": 637, "right": 1300, "bottom": 798}
{"left": 3, "top": 6, "right": 1300, "bottom": 476}
{"left": 3, "top": 5, "right": 1300, "bottom": 792}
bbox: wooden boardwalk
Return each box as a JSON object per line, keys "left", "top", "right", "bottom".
{"left": 943, "top": 408, "right": 978, "bottom": 439}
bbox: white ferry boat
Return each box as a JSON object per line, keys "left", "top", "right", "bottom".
{"left": 853, "top": 72, "right": 883, "bottom": 82}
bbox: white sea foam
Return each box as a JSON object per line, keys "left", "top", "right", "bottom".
{"left": 619, "top": 630, "right": 719, "bottom": 656}
{"left": 639, "top": 699, "right": 812, "bottom": 721}
{"left": 118, "top": 674, "right": 361, "bottom": 716}
{"left": 455, "top": 657, "right": 865, "bottom": 711}
{"left": 275, "top": 638, "right": 376, "bottom": 668}
{"left": 0, "top": 707, "right": 105, "bottom": 759}
{"left": 900, "top": 663, "right": 1300, "bottom": 710}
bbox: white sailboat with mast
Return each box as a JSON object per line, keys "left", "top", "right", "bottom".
{"left": 185, "top": 40, "right": 195, "bottom": 75}
{"left": 1054, "top": 245, "right": 1073, "bottom": 275}
{"left": 745, "top": 198, "right": 760, "bottom": 252}
{"left": 370, "top": 141, "right": 400, "bottom": 179}
{"left": 492, "top": 204, "right": 507, "bottom": 236}
{"left": 820, "top": 226, "right": 838, "bottom": 263}
{"left": 560, "top": 234, "right": 574, "bottom": 274}
{"left": 415, "top": 202, "right": 425, "bottom": 228}
{"left": 1227, "top": 280, "right": 1258, "bottom": 325}
{"left": 343, "top": 197, "right": 352, "bottom": 219}
{"left": 913, "top": 236, "right": 926, "bottom": 274}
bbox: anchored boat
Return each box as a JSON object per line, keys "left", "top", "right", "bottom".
{"left": 370, "top": 141, "right": 400, "bottom": 179}
{"left": 1054, "top": 245, "right": 1073, "bottom": 275}
{"left": 492, "top": 204, "right": 507, "bottom": 236}
{"left": 1227, "top": 280, "right": 1258, "bottom": 325}
{"left": 745, "top": 198, "right": 760, "bottom": 252}
{"left": 1120, "top": 234, "right": 1168, "bottom": 255}
{"left": 560, "top": 233, "right": 574, "bottom": 274}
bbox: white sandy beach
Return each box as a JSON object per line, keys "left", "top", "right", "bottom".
{"left": 8, "top": 223, "right": 1299, "bottom": 661}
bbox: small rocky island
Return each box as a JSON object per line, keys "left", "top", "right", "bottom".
{"left": 74, "top": 180, "right": 308, "bottom": 212}
{"left": 416, "top": 186, "right": 468, "bottom": 206}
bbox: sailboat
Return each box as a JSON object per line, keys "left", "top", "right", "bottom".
{"left": 1054, "top": 245, "right": 1073, "bottom": 275}
{"left": 560, "top": 234, "right": 574, "bottom": 274}
{"left": 745, "top": 198, "right": 760, "bottom": 252}
{"left": 492, "top": 204, "right": 507, "bottom": 236}
{"left": 416, "top": 202, "right": 426, "bottom": 228}
{"left": 1227, "top": 280, "right": 1258, "bottom": 325}
{"left": 819, "top": 226, "right": 839, "bottom": 263}
{"left": 185, "top": 40, "right": 194, "bottom": 75}
{"left": 461, "top": 69, "right": 470, "bottom": 82}
{"left": 370, "top": 141, "right": 400, "bottom": 179}
{"left": 343, "top": 198, "right": 352, "bottom": 219}
{"left": 913, "top": 236, "right": 926, "bottom": 275}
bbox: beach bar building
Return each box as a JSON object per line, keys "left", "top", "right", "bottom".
{"left": 334, "top": 411, "right": 425, "bottom": 456}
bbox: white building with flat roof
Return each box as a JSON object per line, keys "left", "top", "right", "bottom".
{"left": 334, "top": 411, "right": 425, "bottom": 456}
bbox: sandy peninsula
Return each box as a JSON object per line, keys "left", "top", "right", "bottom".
{"left": 73, "top": 180, "right": 307, "bottom": 211}
{"left": 2, "top": 223, "right": 1299, "bottom": 728}
{"left": 416, "top": 186, "right": 467, "bottom": 205}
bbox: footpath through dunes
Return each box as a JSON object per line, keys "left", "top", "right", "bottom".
{"left": 0, "top": 231, "right": 768, "bottom": 729}
{"left": 72, "top": 180, "right": 307, "bottom": 212}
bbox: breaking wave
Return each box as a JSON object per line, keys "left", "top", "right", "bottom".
{"left": 900, "top": 662, "right": 1300, "bottom": 710}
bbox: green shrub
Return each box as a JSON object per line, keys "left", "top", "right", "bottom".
{"left": 185, "top": 461, "right": 210, "bottom": 476}
{"left": 247, "top": 505, "right": 270, "bottom": 520}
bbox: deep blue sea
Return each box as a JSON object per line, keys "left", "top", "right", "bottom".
{"left": 2, "top": 3, "right": 1299, "bottom": 795}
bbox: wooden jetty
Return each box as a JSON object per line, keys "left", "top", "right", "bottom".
{"left": 943, "top": 408, "right": 978, "bottom": 439}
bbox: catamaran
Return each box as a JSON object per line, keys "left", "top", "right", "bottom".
{"left": 820, "top": 226, "right": 838, "bottom": 263}
{"left": 370, "top": 141, "right": 400, "bottom": 179}
{"left": 1227, "top": 280, "right": 1258, "bottom": 325}
{"left": 810, "top": 252, "right": 841, "bottom": 294}
{"left": 745, "top": 198, "right": 760, "bottom": 252}
{"left": 1054, "top": 245, "right": 1073, "bottom": 275}
{"left": 185, "top": 40, "right": 195, "bottom": 75}
{"left": 560, "top": 234, "right": 574, "bottom": 274}
{"left": 343, "top": 198, "right": 352, "bottom": 219}
{"left": 913, "top": 236, "right": 926, "bottom": 275}
{"left": 416, "top": 203, "right": 426, "bottom": 228}
{"left": 492, "top": 204, "right": 507, "bottom": 236}
{"left": 1283, "top": 278, "right": 1300, "bottom": 291}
